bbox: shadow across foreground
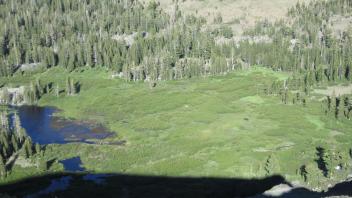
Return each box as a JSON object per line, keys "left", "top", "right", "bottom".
{"left": 0, "top": 173, "right": 351, "bottom": 198}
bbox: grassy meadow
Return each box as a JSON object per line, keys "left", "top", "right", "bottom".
{"left": 1, "top": 67, "right": 352, "bottom": 189}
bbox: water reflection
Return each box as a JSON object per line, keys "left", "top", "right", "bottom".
{"left": 11, "top": 106, "right": 116, "bottom": 144}
{"left": 59, "top": 157, "right": 86, "bottom": 172}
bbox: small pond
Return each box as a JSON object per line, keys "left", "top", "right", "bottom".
{"left": 59, "top": 156, "right": 113, "bottom": 184}
{"left": 10, "top": 106, "right": 116, "bottom": 145}
{"left": 59, "top": 157, "right": 86, "bottom": 172}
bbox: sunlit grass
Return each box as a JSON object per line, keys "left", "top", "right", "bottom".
{"left": 1, "top": 66, "right": 351, "bottom": 189}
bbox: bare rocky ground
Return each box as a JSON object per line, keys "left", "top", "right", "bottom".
{"left": 330, "top": 15, "right": 352, "bottom": 37}
{"left": 143, "top": 0, "right": 312, "bottom": 34}
{"left": 255, "top": 179, "right": 352, "bottom": 197}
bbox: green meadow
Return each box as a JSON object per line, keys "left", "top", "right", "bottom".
{"left": 2, "top": 67, "right": 352, "bottom": 189}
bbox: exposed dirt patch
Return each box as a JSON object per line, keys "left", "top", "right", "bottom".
{"left": 253, "top": 142, "right": 295, "bottom": 152}
{"left": 329, "top": 130, "right": 344, "bottom": 137}
{"left": 240, "top": 95, "right": 265, "bottom": 104}
{"left": 314, "top": 84, "right": 352, "bottom": 96}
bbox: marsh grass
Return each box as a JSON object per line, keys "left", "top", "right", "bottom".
{"left": 1, "top": 67, "right": 351, "bottom": 189}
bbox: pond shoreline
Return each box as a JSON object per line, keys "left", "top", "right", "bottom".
{"left": 5, "top": 105, "right": 122, "bottom": 145}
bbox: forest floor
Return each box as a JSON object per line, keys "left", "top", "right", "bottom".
{"left": 1, "top": 66, "right": 352, "bottom": 191}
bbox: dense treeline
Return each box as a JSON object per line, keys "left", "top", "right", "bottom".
{"left": 1, "top": 0, "right": 352, "bottom": 83}
{"left": 0, "top": 77, "right": 79, "bottom": 105}
{"left": 322, "top": 95, "right": 352, "bottom": 119}
{"left": 0, "top": 0, "right": 169, "bottom": 75}
{"left": 0, "top": 111, "right": 41, "bottom": 178}
{"left": 240, "top": 0, "right": 352, "bottom": 85}
{"left": 0, "top": 0, "right": 240, "bottom": 81}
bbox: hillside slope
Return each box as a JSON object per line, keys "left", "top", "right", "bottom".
{"left": 144, "top": 0, "right": 312, "bottom": 34}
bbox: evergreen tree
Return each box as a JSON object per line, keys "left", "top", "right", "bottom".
{"left": 11, "top": 135, "right": 18, "bottom": 152}
{"left": 24, "top": 138, "right": 33, "bottom": 158}
{"left": 35, "top": 143, "right": 41, "bottom": 155}
{"left": 299, "top": 165, "right": 308, "bottom": 182}
{"left": 0, "top": 159, "right": 6, "bottom": 179}
{"left": 55, "top": 84, "right": 60, "bottom": 97}
{"left": 70, "top": 78, "right": 76, "bottom": 95}
{"left": 66, "top": 77, "right": 71, "bottom": 96}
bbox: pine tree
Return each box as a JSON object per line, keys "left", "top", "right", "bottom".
{"left": 66, "top": 77, "right": 71, "bottom": 96}
{"left": 13, "top": 113, "right": 25, "bottom": 143}
{"left": 11, "top": 135, "right": 18, "bottom": 152}
{"left": 0, "top": 153, "right": 4, "bottom": 165}
{"left": 70, "top": 78, "right": 76, "bottom": 95}
{"left": 299, "top": 165, "right": 308, "bottom": 182}
{"left": 35, "top": 79, "right": 42, "bottom": 95}
{"left": 24, "top": 138, "right": 33, "bottom": 158}
{"left": 1, "top": 88, "right": 10, "bottom": 104}
{"left": 55, "top": 84, "right": 60, "bottom": 97}
{"left": 0, "top": 111, "right": 9, "bottom": 130}
{"left": 335, "top": 97, "right": 341, "bottom": 119}
{"left": 30, "top": 82, "right": 38, "bottom": 103}
{"left": 315, "top": 147, "right": 329, "bottom": 178}
{"left": 35, "top": 143, "right": 41, "bottom": 155}
{"left": 0, "top": 159, "right": 6, "bottom": 179}
{"left": 327, "top": 96, "right": 332, "bottom": 112}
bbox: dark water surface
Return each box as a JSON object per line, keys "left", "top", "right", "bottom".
{"left": 59, "top": 157, "right": 86, "bottom": 172}
{"left": 25, "top": 176, "right": 73, "bottom": 198}
{"left": 5, "top": 106, "right": 119, "bottom": 196}
{"left": 13, "top": 106, "right": 116, "bottom": 144}
{"left": 26, "top": 156, "right": 111, "bottom": 197}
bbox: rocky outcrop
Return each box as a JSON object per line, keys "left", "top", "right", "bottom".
{"left": 0, "top": 86, "right": 26, "bottom": 106}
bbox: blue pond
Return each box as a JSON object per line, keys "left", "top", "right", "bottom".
{"left": 13, "top": 106, "right": 116, "bottom": 145}
{"left": 59, "top": 156, "right": 112, "bottom": 182}
{"left": 6, "top": 106, "right": 118, "bottom": 196}
{"left": 59, "top": 157, "right": 86, "bottom": 172}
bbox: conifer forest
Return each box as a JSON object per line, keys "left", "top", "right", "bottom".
{"left": 1, "top": 0, "right": 352, "bottom": 197}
